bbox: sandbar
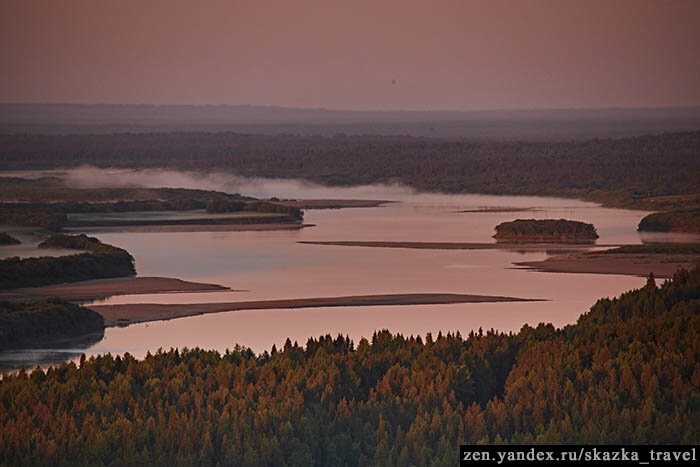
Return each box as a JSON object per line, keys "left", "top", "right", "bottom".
{"left": 275, "top": 199, "right": 392, "bottom": 209}
{"left": 89, "top": 293, "right": 543, "bottom": 326}
{"left": 458, "top": 207, "right": 538, "bottom": 213}
{"left": 66, "top": 223, "right": 314, "bottom": 233}
{"left": 1, "top": 276, "right": 230, "bottom": 301}
{"left": 515, "top": 252, "right": 700, "bottom": 278}
{"left": 298, "top": 240, "right": 613, "bottom": 251}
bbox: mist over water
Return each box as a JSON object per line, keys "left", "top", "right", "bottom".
{"left": 60, "top": 166, "right": 406, "bottom": 200}
{"left": 11, "top": 165, "right": 604, "bottom": 209}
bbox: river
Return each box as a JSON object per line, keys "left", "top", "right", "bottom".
{"left": 3, "top": 175, "right": 692, "bottom": 371}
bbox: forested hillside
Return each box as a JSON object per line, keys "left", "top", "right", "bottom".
{"left": 1, "top": 131, "right": 699, "bottom": 207}
{"left": 1, "top": 267, "right": 698, "bottom": 466}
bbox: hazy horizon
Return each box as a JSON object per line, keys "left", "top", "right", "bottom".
{"left": 2, "top": 0, "right": 699, "bottom": 110}
{"left": 4, "top": 102, "right": 700, "bottom": 113}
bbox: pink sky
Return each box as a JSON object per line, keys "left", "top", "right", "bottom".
{"left": 1, "top": 0, "right": 699, "bottom": 110}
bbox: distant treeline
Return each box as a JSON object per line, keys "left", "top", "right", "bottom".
{"left": 0, "top": 178, "right": 302, "bottom": 228}
{"left": 638, "top": 208, "right": 700, "bottom": 233}
{"left": 0, "top": 177, "right": 251, "bottom": 205}
{"left": 493, "top": 219, "right": 599, "bottom": 242}
{"left": 0, "top": 235, "right": 135, "bottom": 289}
{"left": 0, "top": 267, "right": 697, "bottom": 465}
{"left": 0, "top": 299, "right": 104, "bottom": 351}
{"left": 0, "top": 207, "right": 67, "bottom": 230}
{"left": 1, "top": 131, "right": 699, "bottom": 207}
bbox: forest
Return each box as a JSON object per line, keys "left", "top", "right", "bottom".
{"left": 638, "top": 208, "right": 700, "bottom": 233}
{"left": 0, "top": 299, "right": 104, "bottom": 351}
{"left": 0, "top": 131, "right": 698, "bottom": 209}
{"left": 492, "top": 219, "right": 598, "bottom": 242}
{"left": 0, "top": 267, "right": 697, "bottom": 466}
{"left": 0, "top": 235, "right": 135, "bottom": 289}
{"left": 0, "top": 232, "right": 20, "bottom": 245}
{"left": 0, "top": 178, "right": 302, "bottom": 229}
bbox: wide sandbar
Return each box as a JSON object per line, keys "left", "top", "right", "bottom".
{"left": 1, "top": 276, "right": 230, "bottom": 301}
{"left": 515, "top": 252, "right": 700, "bottom": 278}
{"left": 66, "top": 223, "right": 314, "bottom": 233}
{"left": 90, "top": 293, "right": 543, "bottom": 326}
{"left": 298, "top": 240, "right": 613, "bottom": 251}
{"left": 275, "top": 199, "right": 392, "bottom": 209}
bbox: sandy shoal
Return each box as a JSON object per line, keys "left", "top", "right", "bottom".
{"left": 275, "top": 199, "right": 392, "bottom": 209}
{"left": 1, "top": 276, "right": 230, "bottom": 301}
{"left": 65, "top": 223, "right": 314, "bottom": 233}
{"left": 298, "top": 240, "right": 614, "bottom": 251}
{"left": 89, "top": 293, "right": 543, "bottom": 326}
{"left": 515, "top": 253, "right": 700, "bottom": 278}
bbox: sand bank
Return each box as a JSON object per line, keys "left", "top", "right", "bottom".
{"left": 1, "top": 277, "right": 230, "bottom": 301}
{"left": 515, "top": 252, "right": 700, "bottom": 278}
{"left": 275, "top": 199, "right": 392, "bottom": 209}
{"left": 89, "top": 293, "right": 542, "bottom": 326}
{"left": 458, "top": 207, "right": 538, "bottom": 213}
{"left": 298, "top": 240, "right": 613, "bottom": 251}
{"left": 66, "top": 223, "right": 314, "bottom": 233}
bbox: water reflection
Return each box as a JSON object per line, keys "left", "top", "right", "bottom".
{"left": 73, "top": 187, "right": 651, "bottom": 364}
{"left": 0, "top": 329, "right": 104, "bottom": 373}
{"left": 3, "top": 176, "right": 693, "bottom": 371}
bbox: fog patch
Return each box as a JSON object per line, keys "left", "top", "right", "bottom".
{"left": 61, "top": 166, "right": 415, "bottom": 200}
{"left": 18, "top": 166, "right": 598, "bottom": 208}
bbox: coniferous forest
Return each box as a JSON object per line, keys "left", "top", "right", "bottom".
{"left": 0, "top": 299, "right": 104, "bottom": 351}
{"left": 1, "top": 131, "right": 698, "bottom": 206}
{"left": 0, "top": 235, "right": 135, "bottom": 290}
{"left": 0, "top": 267, "right": 698, "bottom": 466}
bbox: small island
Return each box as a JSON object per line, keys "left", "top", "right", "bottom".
{"left": 0, "top": 232, "right": 20, "bottom": 245}
{"left": 493, "top": 219, "right": 599, "bottom": 243}
{"left": 0, "top": 234, "right": 136, "bottom": 290}
{"left": 0, "top": 299, "right": 104, "bottom": 351}
{"left": 637, "top": 208, "right": 700, "bottom": 234}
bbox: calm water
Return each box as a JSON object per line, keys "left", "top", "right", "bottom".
{"left": 3, "top": 176, "right": 695, "bottom": 371}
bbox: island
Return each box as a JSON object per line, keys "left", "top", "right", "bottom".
{"left": 0, "top": 176, "right": 304, "bottom": 231}
{"left": 493, "top": 219, "right": 599, "bottom": 243}
{"left": 0, "top": 232, "right": 20, "bottom": 245}
{"left": 0, "top": 234, "right": 136, "bottom": 289}
{"left": 637, "top": 208, "right": 700, "bottom": 234}
{"left": 0, "top": 298, "right": 104, "bottom": 351}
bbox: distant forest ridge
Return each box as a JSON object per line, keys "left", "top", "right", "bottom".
{"left": 0, "top": 130, "right": 698, "bottom": 208}
{"left": 2, "top": 104, "right": 700, "bottom": 139}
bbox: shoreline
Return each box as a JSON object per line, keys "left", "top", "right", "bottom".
{"left": 0, "top": 276, "right": 231, "bottom": 301}
{"left": 89, "top": 293, "right": 544, "bottom": 327}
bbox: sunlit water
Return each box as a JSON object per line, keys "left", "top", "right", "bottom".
{"left": 3, "top": 174, "right": 697, "bottom": 372}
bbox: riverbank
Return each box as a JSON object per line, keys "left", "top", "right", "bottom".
{"left": 89, "top": 293, "right": 543, "bottom": 326}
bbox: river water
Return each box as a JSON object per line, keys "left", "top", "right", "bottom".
{"left": 3, "top": 176, "right": 693, "bottom": 371}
